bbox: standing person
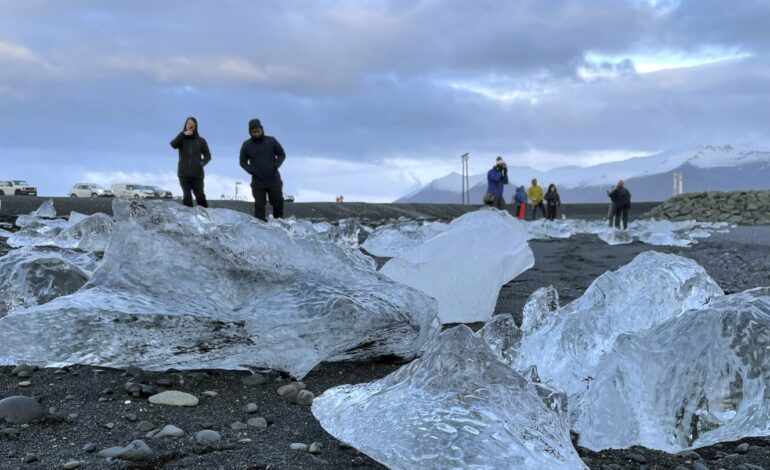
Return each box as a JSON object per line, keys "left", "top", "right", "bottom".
{"left": 606, "top": 185, "right": 617, "bottom": 227}
{"left": 239, "top": 118, "right": 286, "bottom": 221}
{"left": 484, "top": 156, "right": 508, "bottom": 209}
{"left": 544, "top": 184, "right": 561, "bottom": 221}
{"left": 528, "top": 178, "right": 546, "bottom": 220}
{"left": 513, "top": 185, "right": 527, "bottom": 219}
{"left": 170, "top": 116, "right": 211, "bottom": 208}
{"left": 609, "top": 180, "right": 632, "bottom": 229}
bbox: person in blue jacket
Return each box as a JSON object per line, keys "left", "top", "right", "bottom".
{"left": 513, "top": 185, "right": 527, "bottom": 219}
{"left": 484, "top": 156, "right": 508, "bottom": 209}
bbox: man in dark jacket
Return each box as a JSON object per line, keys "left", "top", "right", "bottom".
{"left": 484, "top": 156, "right": 508, "bottom": 210}
{"left": 239, "top": 119, "right": 286, "bottom": 221}
{"left": 170, "top": 116, "right": 212, "bottom": 208}
{"left": 609, "top": 180, "right": 632, "bottom": 229}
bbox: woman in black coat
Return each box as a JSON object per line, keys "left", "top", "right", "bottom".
{"left": 544, "top": 183, "right": 561, "bottom": 221}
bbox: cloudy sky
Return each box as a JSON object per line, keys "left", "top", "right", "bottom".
{"left": 1, "top": 0, "right": 768, "bottom": 201}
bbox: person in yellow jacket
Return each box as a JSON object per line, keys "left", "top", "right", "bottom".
{"left": 527, "top": 178, "right": 546, "bottom": 220}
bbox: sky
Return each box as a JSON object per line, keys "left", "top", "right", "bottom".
{"left": 1, "top": 0, "right": 769, "bottom": 202}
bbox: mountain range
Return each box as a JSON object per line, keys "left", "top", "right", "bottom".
{"left": 396, "top": 145, "right": 770, "bottom": 203}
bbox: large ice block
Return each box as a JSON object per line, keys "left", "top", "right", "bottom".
{"left": 0, "top": 200, "right": 439, "bottom": 377}
{"left": 361, "top": 220, "right": 448, "bottom": 257}
{"left": 381, "top": 210, "right": 534, "bottom": 323}
{"left": 515, "top": 251, "right": 724, "bottom": 397}
{"left": 313, "top": 325, "right": 586, "bottom": 470}
{"left": 574, "top": 287, "right": 770, "bottom": 452}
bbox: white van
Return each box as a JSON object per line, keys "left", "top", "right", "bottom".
{"left": 111, "top": 184, "right": 156, "bottom": 199}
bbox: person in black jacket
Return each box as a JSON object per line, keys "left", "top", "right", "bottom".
{"left": 239, "top": 118, "right": 286, "bottom": 221}
{"left": 544, "top": 183, "right": 561, "bottom": 221}
{"left": 609, "top": 180, "right": 632, "bottom": 229}
{"left": 170, "top": 117, "right": 212, "bottom": 208}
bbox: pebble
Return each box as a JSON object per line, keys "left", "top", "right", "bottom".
{"left": 104, "top": 422, "right": 115, "bottom": 429}
{"left": 62, "top": 461, "right": 81, "bottom": 469}
{"left": 148, "top": 424, "right": 185, "bottom": 439}
{"left": 2, "top": 428, "right": 20, "bottom": 436}
{"left": 241, "top": 374, "right": 266, "bottom": 386}
{"left": 678, "top": 450, "right": 702, "bottom": 460}
{"left": 625, "top": 452, "right": 647, "bottom": 464}
{"left": 277, "top": 384, "right": 298, "bottom": 398}
{"left": 693, "top": 463, "right": 710, "bottom": 470}
{"left": 290, "top": 443, "right": 308, "bottom": 451}
{"left": 203, "top": 390, "right": 218, "bottom": 397}
{"left": 125, "top": 365, "right": 144, "bottom": 378}
{"left": 292, "top": 381, "right": 307, "bottom": 391}
{"left": 0, "top": 396, "right": 46, "bottom": 424}
{"left": 309, "top": 442, "right": 323, "bottom": 454}
{"left": 18, "top": 381, "right": 31, "bottom": 387}
{"left": 148, "top": 391, "right": 199, "bottom": 407}
{"left": 99, "top": 439, "right": 153, "bottom": 461}
{"left": 16, "top": 370, "right": 32, "bottom": 379}
{"left": 136, "top": 421, "right": 156, "bottom": 432}
{"left": 155, "top": 377, "right": 173, "bottom": 387}
{"left": 125, "top": 413, "right": 137, "bottom": 422}
{"left": 82, "top": 443, "right": 97, "bottom": 453}
{"left": 195, "top": 430, "right": 221, "bottom": 446}
{"left": 242, "top": 403, "right": 259, "bottom": 414}
{"left": 295, "top": 390, "right": 315, "bottom": 406}
{"left": 736, "top": 442, "right": 750, "bottom": 453}
{"left": 674, "top": 466, "right": 689, "bottom": 470}
{"left": 230, "top": 421, "right": 248, "bottom": 431}
{"left": 247, "top": 417, "right": 268, "bottom": 429}
{"left": 54, "top": 369, "right": 68, "bottom": 375}
{"left": 352, "top": 456, "right": 365, "bottom": 466}
{"left": 23, "top": 453, "right": 38, "bottom": 463}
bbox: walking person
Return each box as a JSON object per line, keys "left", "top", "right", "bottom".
{"left": 528, "top": 178, "right": 546, "bottom": 220}
{"left": 513, "top": 185, "right": 527, "bottom": 219}
{"left": 239, "top": 118, "right": 286, "bottom": 221}
{"left": 170, "top": 116, "right": 211, "bottom": 208}
{"left": 544, "top": 183, "right": 561, "bottom": 221}
{"left": 609, "top": 180, "right": 632, "bottom": 229}
{"left": 484, "top": 156, "right": 508, "bottom": 210}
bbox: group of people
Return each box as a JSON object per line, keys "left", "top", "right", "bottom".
{"left": 484, "top": 157, "right": 632, "bottom": 228}
{"left": 484, "top": 157, "right": 561, "bottom": 221}
{"left": 170, "top": 116, "right": 286, "bottom": 221}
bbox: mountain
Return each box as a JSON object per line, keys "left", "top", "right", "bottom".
{"left": 396, "top": 146, "right": 770, "bottom": 203}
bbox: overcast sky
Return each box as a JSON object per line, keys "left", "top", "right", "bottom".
{"left": 1, "top": 0, "right": 769, "bottom": 201}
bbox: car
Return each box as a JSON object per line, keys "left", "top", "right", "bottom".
{"left": 284, "top": 195, "right": 295, "bottom": 203}
{"left": 69, "top": 183, "right": 114, "bottom": 198}
{"left": 146, "top": 185, "right": 173, "bottom": 199}
{"left": 110, "top": 183, "right": 156, "bottom": 199}
{"left": 0, "top": 180, "right": 38, "bottom": 196}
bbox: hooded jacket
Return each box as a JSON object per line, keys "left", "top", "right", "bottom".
{"left": 514, "top": 186, "right": 527, "bottom": 204}
{"left": 486, "top": 165, "right": 509, "bottom": 198}
{"left": 170, "top": 120, "right": 212, "bottom": 178}
{"left": 528, "top": 183, "right": 544, "bottom": 205}
{"left": 610, "top": 186, "right": 632, "bottom": 207}
{"left": 239, "top": 119, "right": 286, "bottom": 185}
{"left": 544, "top": 186, "right": 561, "bottom": 205}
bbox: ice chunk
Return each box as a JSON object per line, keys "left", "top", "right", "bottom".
{"left": 477, "top": 313, "right": 522, "bottom": 366}
{"left": 318, "top": 218, "right": 371, "bottom": 249}
{"left": 8, "top": 213, "right": 114, "bottom": 252}
{"left": 0, "top": 199, "right": 439, "bottom": 377}
{"left": 521, "top": 285, "right": 560, "bottom": 334}
{"left": 381, "top": 210, "right": 534, "bottom": 323}
{"left": 361, "top": 220, "right": 448, "bottom": 257}
{"left": 574, "top": 288, "right": 770, "bottom": 452}
{"left": 0, "top": 247, "right": 96, "bottom": 317}
{"left": 0, "top": 229, "right": 12, "bottom": 239}
{"left": 67, "top": 211, "right": 89, "bottom": 225}
{"left": 32, "top": 199, "right": 56, "bottom": 218}
{"left": 313, "top": 326, "right": 585, "bottom": 469}
{"left": 515, "top": 251, "right": 724, "bottom": 397}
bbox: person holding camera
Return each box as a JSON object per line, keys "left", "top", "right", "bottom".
{"left": 239, "top": 118, "right": 286, "bottom": 221}
{"left": 170, "top": 116, "right": 212, "bottom": 208}
{"left": 484, "top": 156, "right": 509, "bottom": 210}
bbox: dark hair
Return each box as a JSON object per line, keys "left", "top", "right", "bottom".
{"left": 183, "top": 116, "right": 198, "bottom": 133}
{"left": 548, "top": 184, "right": 557, "bottom": 192}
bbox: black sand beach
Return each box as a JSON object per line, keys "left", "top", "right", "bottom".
{"left": 1, "top": 197, "right": 770, "bottom": 469}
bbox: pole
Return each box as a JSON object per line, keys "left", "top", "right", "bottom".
{"left": 460, "top": 153, "right": 469, "bottom": 205}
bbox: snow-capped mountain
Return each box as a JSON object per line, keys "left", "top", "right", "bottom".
{"left": 396, "top": 145, "right": 770, "bottom": 203}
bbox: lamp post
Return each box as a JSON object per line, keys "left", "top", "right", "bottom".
{"left": 460, "top": 153, "right": 469, "bottom": 205}
{"left": 235, "top": 181, "right": 242, "bottom": 200}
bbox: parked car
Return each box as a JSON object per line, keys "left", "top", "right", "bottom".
{"left": 147, "top": 185, "right": 173, "bottom": 199}
{"left": 0, "top": 180, "right": 37, "bottom": 196}
{"left": 284, "top": 195, "right": 295, "bottom": 203}
{"left": 110, "top": 184, "right": 156, "bottom": 199}
{"left": 69, "top": 183, "right": 114, "bottom": 198}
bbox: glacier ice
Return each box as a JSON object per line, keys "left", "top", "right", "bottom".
{"left": 0, "top": 199, "right": 439, "bottom": 377}
{"left": 477, "top": 313, "right": 522, "bottom": 367}
{"left": 312, "top": 325, "right": 586, "bottom": 470}
{"left": 8, "top": 213, "right": 114, "bottom": 251}
{"left": 32, "top": 198, "right": 56, "bottom": 218}
{"left": 381, "top": 210, "right": 534, "bottom": 323}
{"left": 521, "top": 285, "right": 560, "bottom": 334}
{"left": 514, "top": 251, "right": 724, "bottom": 397}
{"left": 0, "top": 247, "right": 97, "bottom": 317}
{"left": 361, "top": 220, "right": 448, "bottom": 257}
{"left": 574, "top": 287, "right": 770, "bottom": 452}
{"left": 0, "top": 229, "right": 11, "bottom": 239}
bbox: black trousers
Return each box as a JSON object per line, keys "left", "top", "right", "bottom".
{"left": 493, "top": 196, "right": 505, "bottom": 210}
{"left": 547, "top": 203, "right": 558, "bottom": 220}
{"left": 178, "top": 176, "right": 208, "bottom": 208}
{"left": 531, "top": 201, "right": 546, "bottom": 220}
{"left": 251, "top": 180, "right": 284, "bottom": 221}
{"left": 614, "top": 204, "right": 630, "bottom": 229}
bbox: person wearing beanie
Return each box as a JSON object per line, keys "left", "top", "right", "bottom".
{"left": 239, "top": 118, "right": 287, "bottom": 221}
{"left": 169, "top": 116, "right": 212, "bottom": 208}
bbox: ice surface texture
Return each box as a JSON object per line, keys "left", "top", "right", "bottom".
{"left": 0, "top": 200, "right": 439, "bottom": 377}
{"left": 574, "top": 287, "right": 770, "bottom": 452}
{"left": 381, "top": 210, "right": 534, "bottom": 323}
{"left": 514, "top": 252, "right": 724, "bottom": 397}
{"left": 313, "top": 325, "right": 586, "bottom": 470}
{"left": 362, "top": 220, "right": 448, "bottom": 257}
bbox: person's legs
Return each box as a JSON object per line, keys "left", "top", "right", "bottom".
{"left": 538, "top": 202, "right": 547, "bottom": 219}
{"left": 550, "top": 204, "right": 558, "bottom": 220}
{"left": 614, "top": 207, "right": 623, "bottom": 228}
{"left": 179, "top": 177, "right": 193, "bottom": 207}
{"left": 494, "top": 196, "right": 505, "bottom": 210}
{"left": 266, "top": 181, "right": 284, "bottom": 219}
{"left": 251, "top": 183, "right": 268, "bottom": 221}
{"left": 622, "top": 205, "right": 630, "bottom": 229}
{"left": 608, "top": 203, "right": 615, "bottom": 227}
{"left": 191, "top": 176, "right": 208, "bottom": 208}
